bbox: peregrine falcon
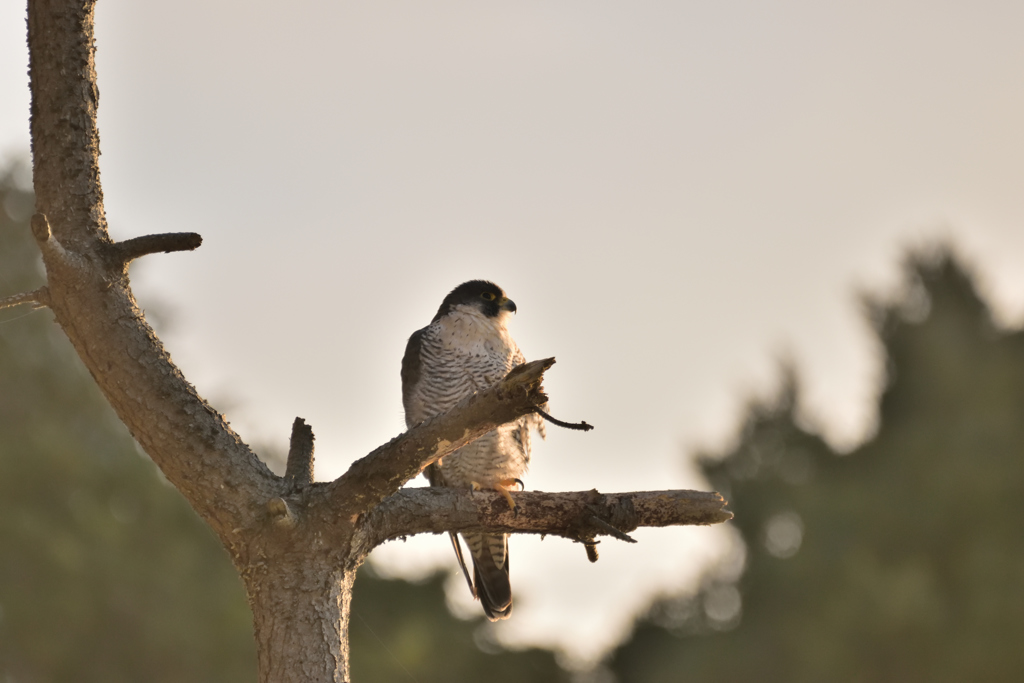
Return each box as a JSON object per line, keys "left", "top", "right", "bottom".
{"left": 401, "top": 280, "right": 545, "bottom": 621}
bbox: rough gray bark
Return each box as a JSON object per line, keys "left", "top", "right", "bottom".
{"left": 354, "top": 488, "right": 732, "bottom": 558}
{"left": 19, "top": 1, "right": 733, "bottom": 681}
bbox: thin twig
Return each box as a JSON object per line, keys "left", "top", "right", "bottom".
{"left": 533, "top": 407, "right": 593, "bottom": 431}
{"left": 0, "top": 287, "right": 49, "bottom": 311}
{"left": 587, "top": 514, "right": 637, "bottom": 543}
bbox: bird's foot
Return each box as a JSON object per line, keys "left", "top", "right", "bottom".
{"left": 495, "top": 478, "right": 521, "bottom": 513}
{"left": 470, "top": 480, "right": 521, "bottom": 514}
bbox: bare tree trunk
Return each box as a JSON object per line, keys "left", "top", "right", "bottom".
{"left": 17, "top": 1, "right": 733, "bottom": 680}
{"left": 248, "top": 558, "right": 356, "bottom": 683}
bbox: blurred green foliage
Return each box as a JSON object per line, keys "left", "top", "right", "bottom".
{"left": 351, "top": 566, "right": 568, "bottom": 683}
{"left": 0, "top": 161, "right": 567, "bottom": 682}
{"left": 606, "top": 250, "right": 1024, "bottom": 682}
{"left": 0, "top": 161, "right": 257, "bottom": 681}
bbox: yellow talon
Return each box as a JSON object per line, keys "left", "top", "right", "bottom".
{"left": 495, "top": 479, "right": 519, "bottom": 511}
{"left": 470, "top": 480, "right": 518, "bottom": 511}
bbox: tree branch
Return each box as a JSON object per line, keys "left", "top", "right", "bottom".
{"left": 285, "top": 417, "right": 315, "bottom": 489}
{"left": 533, "top": 406, "right": 593, "bottom": 431}
{"left": 353, "top": 487, "right": 732, "bottom": 557}
{"left": 0, "top": 287, "right": 49, "bottom": 311}
{"left": 106, "top": 232, "right": 203, "bottom": 267}
{"left": 27, "top": 0, "right": 276, "bottom": 543}
{"left": 323, "top": 358, "right": 555, "bottom": 519}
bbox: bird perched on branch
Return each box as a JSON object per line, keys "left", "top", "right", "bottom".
{"left": 401, "top": 280, "right": 545, "bottom": 621}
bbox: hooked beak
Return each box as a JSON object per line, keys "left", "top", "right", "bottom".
{"left": 501, "top": 298, "right": 517, "bottom": 314}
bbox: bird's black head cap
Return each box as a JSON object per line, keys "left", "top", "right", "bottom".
{"left": 432, "top": 280, "right": 516, "bottom": 322}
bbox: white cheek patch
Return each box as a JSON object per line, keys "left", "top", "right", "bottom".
{"left": 437, "top": 305, "right": 516, "bottom": 357}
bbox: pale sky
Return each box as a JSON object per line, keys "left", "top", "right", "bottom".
{"left": 4, "top": 0, "right": 1024, "bottom": 666}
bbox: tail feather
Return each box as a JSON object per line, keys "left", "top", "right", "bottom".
{"left": 448, "top": 532, "right": 476, "bottom": 598}
{"left": 462, "top": 532, "right": 512, "bottom": 621}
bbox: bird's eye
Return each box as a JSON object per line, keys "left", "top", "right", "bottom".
{"left": 481, "top": 292, "right": 497, "bottom": 301}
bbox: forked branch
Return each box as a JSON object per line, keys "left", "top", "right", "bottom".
{"left": 325, "top": 358, "right": 555, "bottom": 519}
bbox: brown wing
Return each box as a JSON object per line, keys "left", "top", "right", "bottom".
{"left": 400, "top": 326, "right": 425, "bottom": 426}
